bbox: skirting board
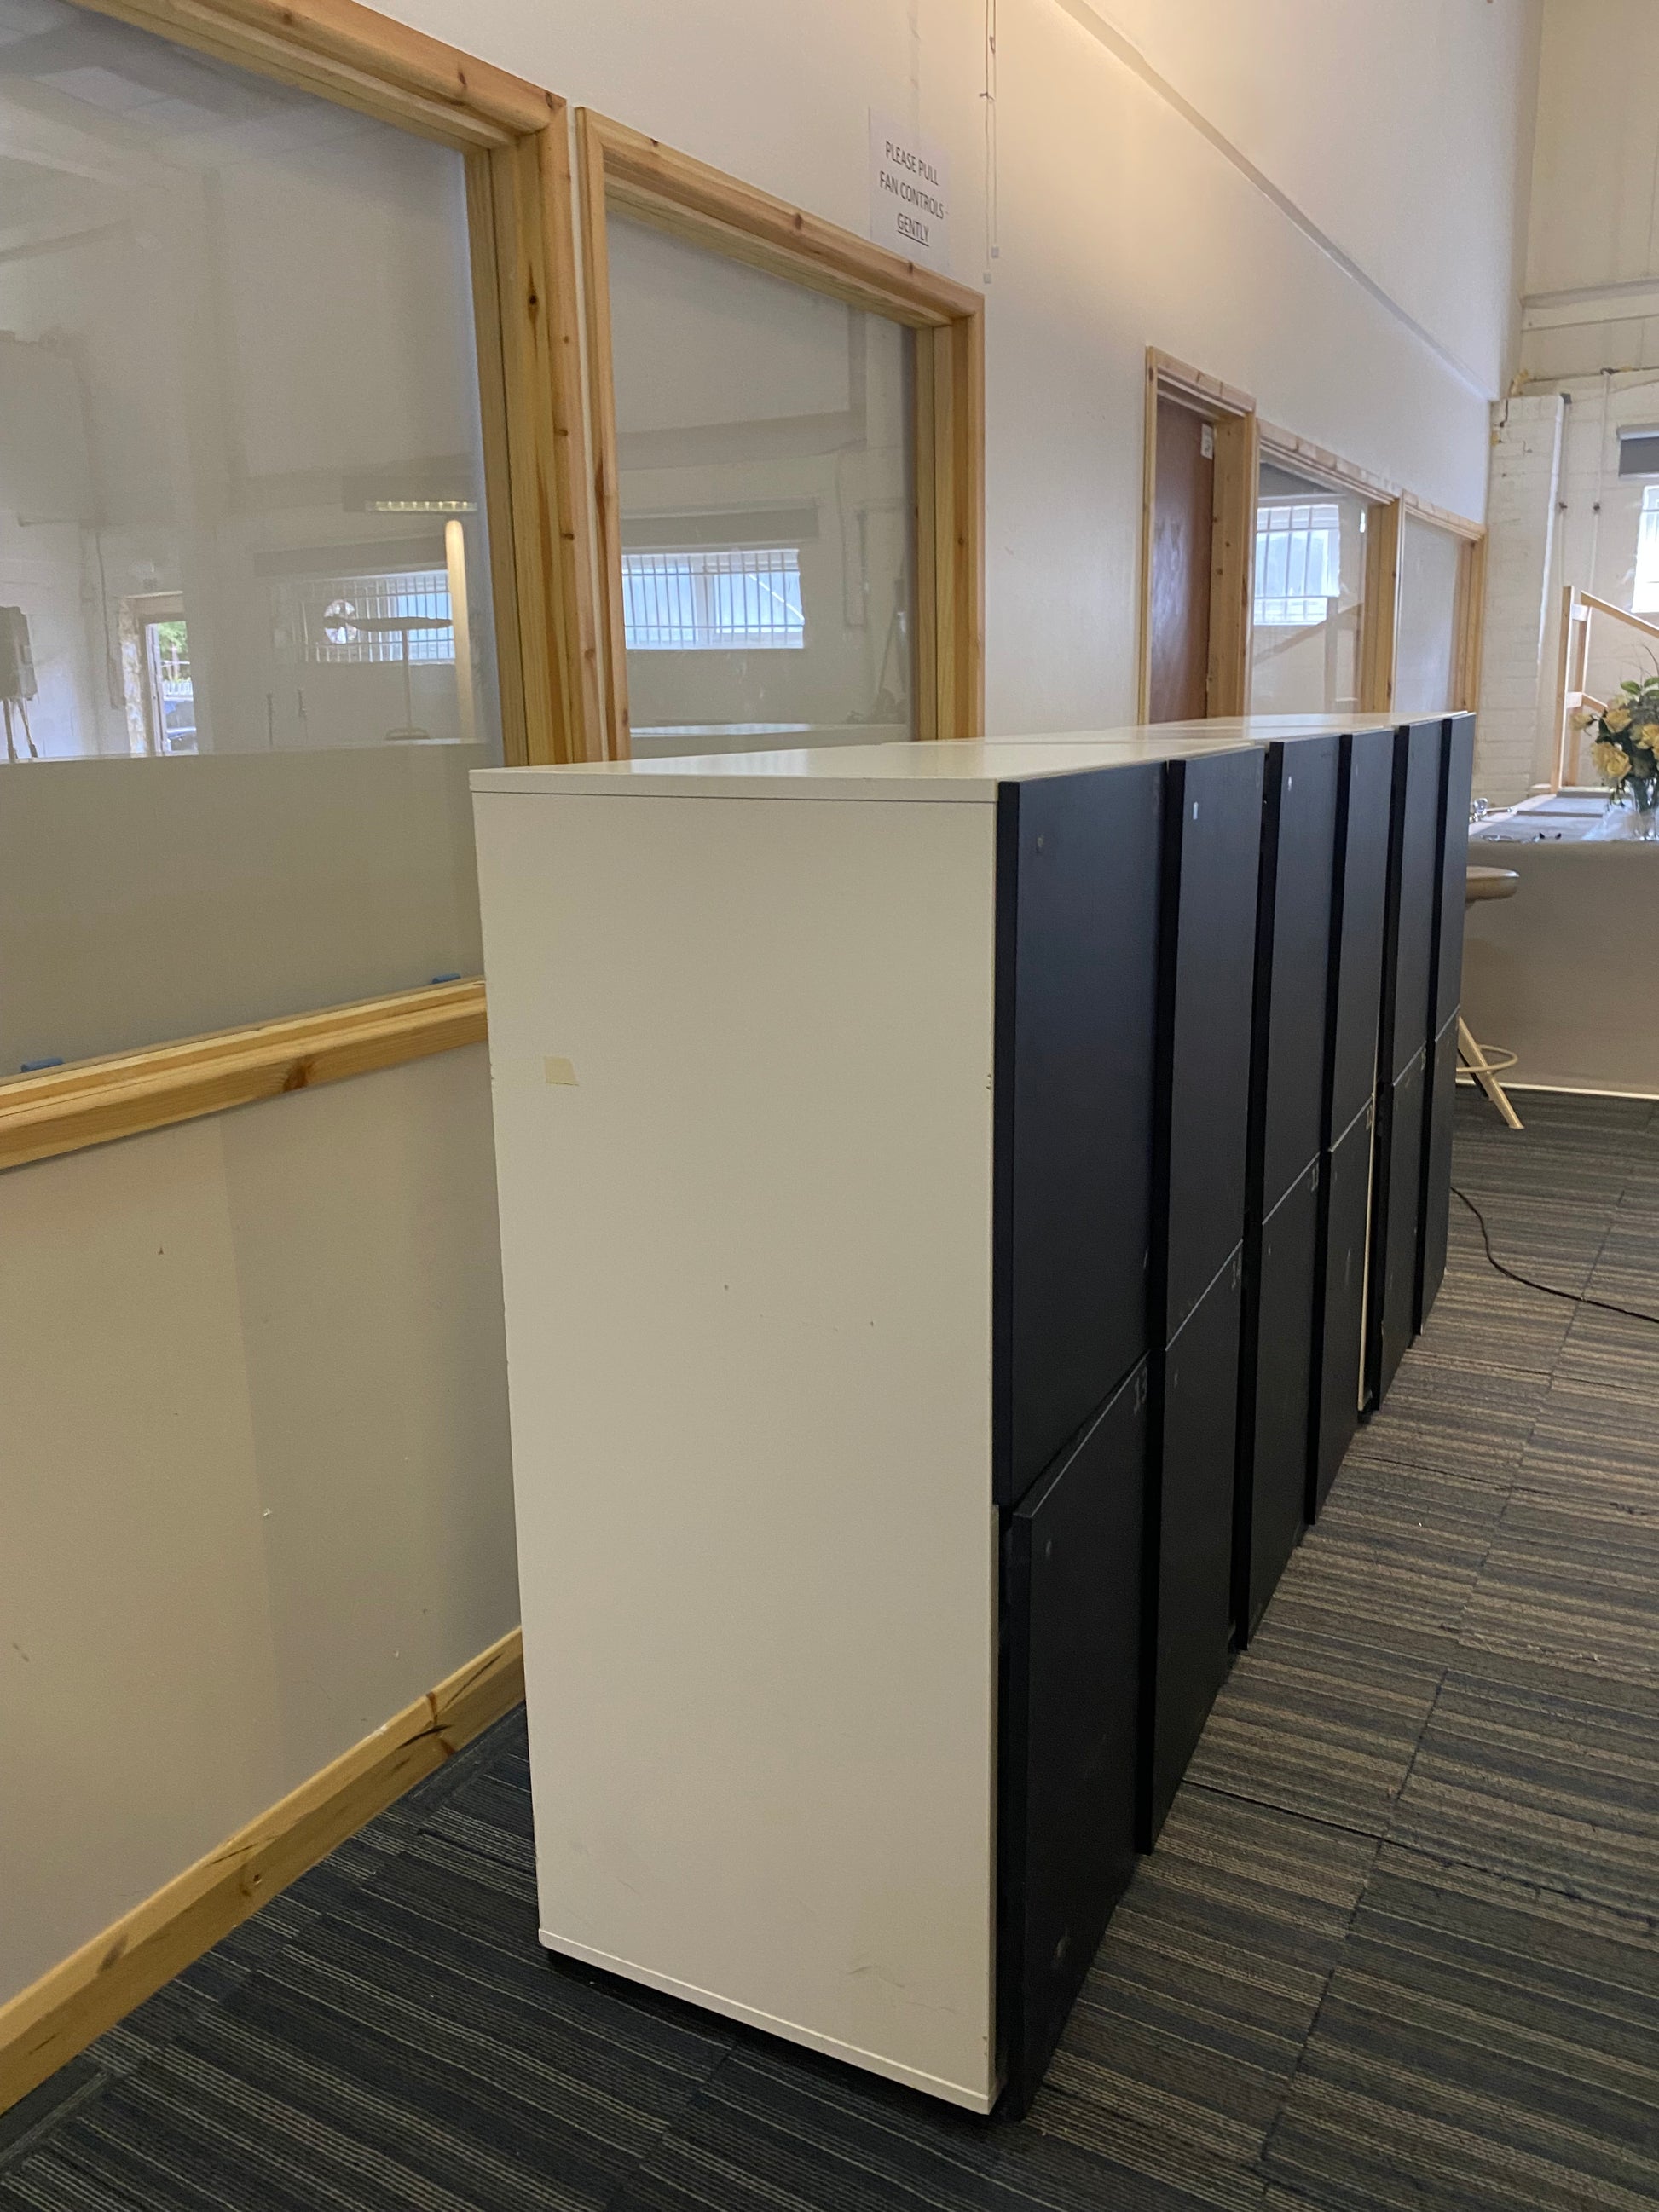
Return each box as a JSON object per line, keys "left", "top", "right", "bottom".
{"left": 0, "top": 1627, "right": 524, "bottom": 2117}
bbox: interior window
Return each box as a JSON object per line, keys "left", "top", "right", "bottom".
{"left": 1395, "top": 513, "right": 1465, "bottom": 718}
{"left": 0, "top": 0, "right": 500, "bottom": 1072}
{"left": 604, "top": 214, "right": 915, "bottom": 758}
{"left": 1249, "top": 461, "right": 1369, "bottom": 714}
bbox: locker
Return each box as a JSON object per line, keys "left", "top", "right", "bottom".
{"left": 1417, "top": 1016, "right": 1459, "bottom": 1330}
{"left": 1139, "top": 1249, "right": 1242, "bottom": 1849}
{"left": 1154, "top": 750, "right": 1264, "bottom": 1339}
{"left": 1380, "top": 721, "right": 1442, "bottom": 1087}
{"left": 996, "top": 768, "right": 1161, "bottom": 1505}
{"left": 1251, "top": 737, "right": 1342, "bottom": 1217}
{"left": 1310, "top": 1100, "right": 1373, "bottom": 1517}
{"left": 1371, "top": 1047, "right": 1426, "bottom": 1402}
{"left": 1002, "top": 1360, "right": 1147, "bottom": 2116}
{"left": 1433, "top": 717, "right": 1476, "bottom": 1035}
{"left": 1325, "top": 727, "right": 1394, "bottom": 1142}
{"left": 1237, "top": 1160, "right": 1321, "bottom": 1642}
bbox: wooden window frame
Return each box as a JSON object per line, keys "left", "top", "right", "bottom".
{"left": 575, "top": 111, "right": 985, "bottom": 754}
{"left": 1402, "top": 493, "right": 1487, "bottom": 715}
{"left": 1138, "top": 350, "right": 1258, "bottom": 721}
{"left": 1257, "top": 422, "right": 1400, "bottom": 717}
{"left": 3, "top": 0, "right": 598, "bottom": 1169}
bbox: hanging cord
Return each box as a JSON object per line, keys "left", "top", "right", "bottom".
{"left": 1452, "top": 1186, "right": 1659, "bottom": 1330}
{"left": 980, "top": 0, "right": 998, "bottom": 286}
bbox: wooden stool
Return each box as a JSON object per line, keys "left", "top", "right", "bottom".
{"left": 1460, "top": 866, "right": 1522, "bottom": 1129}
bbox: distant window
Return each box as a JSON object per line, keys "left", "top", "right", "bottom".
{"left": 279, "top": 571, "right": 455, "bottom": 665}
{"left": 1618, "top": 430, "right": 1659, "bottom": 477}
{"left": 622, "top": 546, "right": 804, "bottom": 650}
{"left": 1634, "top": 485, "right": 1659, "bottom": 613}
{"left": 144, "top": 617, "right": 196, "bottom": 754}
{"left": 1254, "top": 500, "right": 1342, "bottom": 627}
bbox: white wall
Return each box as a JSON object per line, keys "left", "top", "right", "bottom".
{"left": 1477, "top": 391, "right": 1565, "bottom": 803}
{"left": 1477, "top": 0, "right": 1659, "bottom": 799}
{"left": 0, "top": 1048, "right": 516, "bottom": 2003}
{"left": 1523, "top": 0, "right": 1659, "bottom": 378}
{"left": 2, "top": 0, "right": 1543, "bottom": 2012}
{"left": 387, "top": 0, "right": 1538, "bottom": 732}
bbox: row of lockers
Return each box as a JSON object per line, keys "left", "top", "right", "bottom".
{"left": 999, "top": 714, "right": 1475, "bottom": 2111}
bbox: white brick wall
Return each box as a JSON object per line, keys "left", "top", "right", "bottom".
{"left": 1475, "top": 392, "right": 1564, "bottom": 806}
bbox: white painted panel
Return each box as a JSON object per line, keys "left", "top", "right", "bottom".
{"left": 475, "top": 789, "right": 1000, "bottom": 2107}
{"left": 0, "top": 1048, "right": 517, "bottom": 2006}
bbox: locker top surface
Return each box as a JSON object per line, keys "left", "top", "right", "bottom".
{"left": 471, "top": 716, "right": 1404, "bottom": 803}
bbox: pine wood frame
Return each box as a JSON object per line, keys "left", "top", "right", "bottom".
{"left": 575, "top": 112, "right": 985, "bottom": 754}
{"left": 1251, "top": 437, "right": 1485, "bottom": 717}
{"left": 0, "top": 1628, "right": 523, "bottom": 2117}
{"left": 2, "top": 0, "right": 598, "bottom": 1170}
{"left": 1138, "top": 351, "right": 1258, "bottom": 721}
{"left": 1403, "top": 492, "right": 1487, "bottom": 715}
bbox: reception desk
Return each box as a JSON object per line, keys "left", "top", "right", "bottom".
{"left": 472, "top": 713, "right": 1471, "bottom": 2117}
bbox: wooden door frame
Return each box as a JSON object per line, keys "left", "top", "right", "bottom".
{"left": 4, "top": 0, "right": 598, "bottom": 1169}
{"left": 575, "top": 111, "right": 985, "bottom": 755}
{"left": 1138, "top": 350, "right": 1258, "bottom": 721}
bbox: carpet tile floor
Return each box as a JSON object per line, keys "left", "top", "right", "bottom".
{"left": 4, "top": 1089, "right": 1657, "bottom": 2211}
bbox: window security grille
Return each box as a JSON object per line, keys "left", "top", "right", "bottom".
{"left": 279, "top": 571, "right": 454, "bottom": 664}
{"left": 622, "top": 546, "right": 805, "bottom": 650}
{"left": 1254, "top": 500, "right": 1342, "bottom": 627}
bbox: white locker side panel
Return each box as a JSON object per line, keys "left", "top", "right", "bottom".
{"left": 472, "top": 788, "right": 1001, "bottom": 2111}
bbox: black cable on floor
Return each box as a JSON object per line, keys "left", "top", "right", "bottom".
{"left": 1451, "top": 1185, "right": 1659, "bottom": 1329}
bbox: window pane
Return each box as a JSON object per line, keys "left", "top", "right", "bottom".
{"left": 1395, "top": 514, "right": 1464, "bottom": 718}
{"left": 1633, "top": 484, "right": 1659, "bottom": 614}
{"left": 1250, "top": 464, "right": 1369, "bottom": 713}
{"left": 0, "top": 0, "right": 500, "bottom": 1071}
{"left": 605, "top": 213, "right": 915, "bottom": 759}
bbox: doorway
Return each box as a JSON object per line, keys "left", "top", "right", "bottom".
{"left": 1139, "top": 354, "right": 1257, "bottom": 724}
{"left": 1150, "top": 398, "right": 1214, "bottom": 721}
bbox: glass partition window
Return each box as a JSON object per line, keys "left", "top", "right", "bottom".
{"left": 605, "top": 214, "right": 916, "bottom": 758}
{"left": 0, "top": 0, "right": 501, "bottom": 1072}
{"left": 1250, "top": 461, "right": 1369, "bottom": 714}
{"left": 1395, "top": 513, "right": 1465, "bottom": 718}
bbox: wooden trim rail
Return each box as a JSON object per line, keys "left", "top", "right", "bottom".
{"left": 0, "top": 981, "right": 487, "bottom": 1172}
{"left": 575, "top": 110, "right": 985, "bottom": 754}
{"left": 0, "top": 1628, "right": 524, "bottom": 2117}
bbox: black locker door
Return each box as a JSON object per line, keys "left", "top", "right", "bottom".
{"left": 1140, "top": 1248, "right": 1241, "bottom": 1849}
{"left": 1254, "top": 737, "right": 1341, "bottom": 1216}
{"left": 1311, "top": 1100, "right": 1373, "bottom": 1518}
{"left": 1417, "top": 1017, "right": 1459, "bottom": 1330}
{"left": 1326, "top": 728, "right": 1394, "bottom": 1143}
{"left": 1237, "top": 1162, "right": 1321, "bottom": 1642}
{"left": 1433, "top": 717, "right": 1477, "bottom": 1036}
{"left": 1156, "top": 751, "right": 1263, "bottom": 1339}
{"left": 1381, "top": 722, "right": 1442, "bottom": 1087}
{"left": 1371, "top": 1047, "right": 1426, "bottom": 1402}
{"left": 995, "top": 768, "right": 1161, "bottom": 1506}
{"left": 1002, "top": 1360, "right": 1147, "bottom": 2116}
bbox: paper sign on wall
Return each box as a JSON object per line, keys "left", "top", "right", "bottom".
{"left": 869, "top": 113, "right": 951, "bottom": 271}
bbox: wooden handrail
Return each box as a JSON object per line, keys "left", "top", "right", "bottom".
{"left": 0, "top": 979, "right": 486, "bottom": 1172}
{"left": 1575, "top": 588, "right": 1659, "bottom": 643}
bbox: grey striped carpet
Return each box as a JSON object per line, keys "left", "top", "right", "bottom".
{"left": 5, "top": 1089, "right": 1658, "bottom": 2212}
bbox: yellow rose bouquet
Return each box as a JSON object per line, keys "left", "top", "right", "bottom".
{"left": 1578, "top": 677, "right": 1659, "bottom": 832}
